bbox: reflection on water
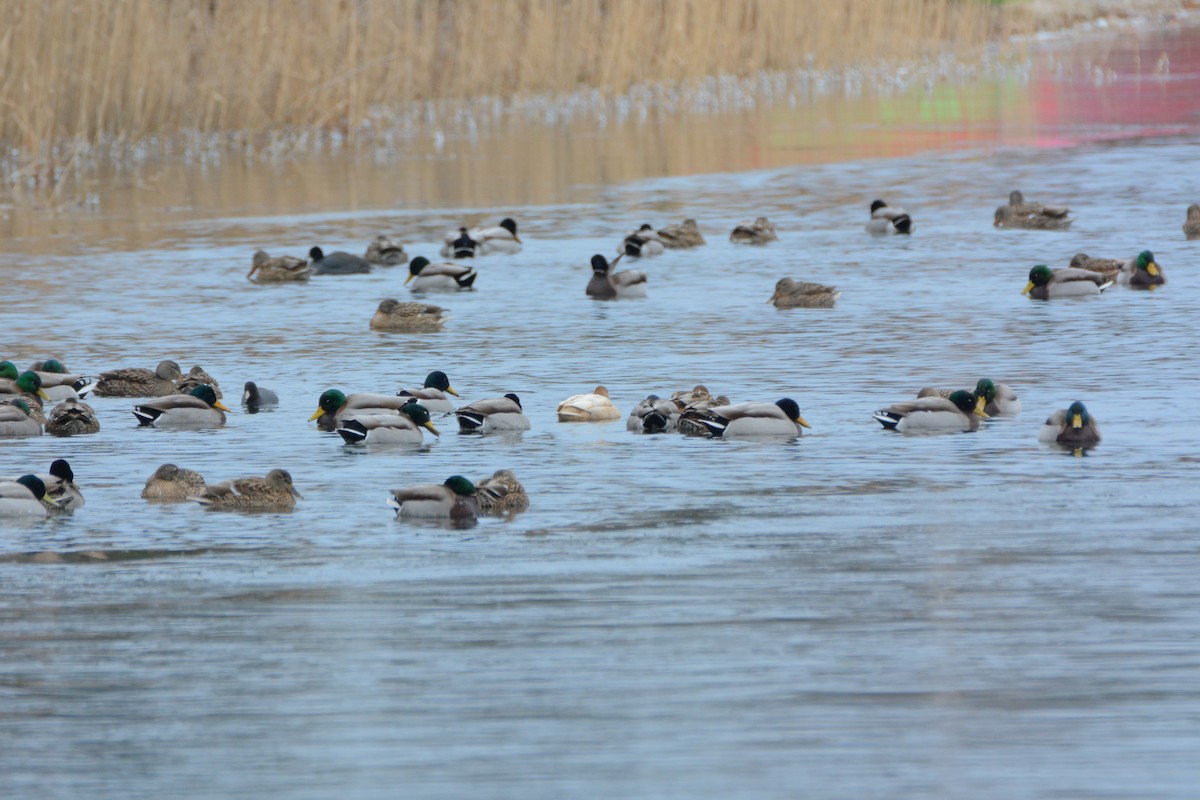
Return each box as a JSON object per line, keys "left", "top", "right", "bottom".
{"left": 2, "top": 21, "right": 1200, "bottom": 800}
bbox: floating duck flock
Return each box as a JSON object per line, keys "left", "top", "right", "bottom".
{"left": 1, "top": 195, "right": 1192, "bottom": 524}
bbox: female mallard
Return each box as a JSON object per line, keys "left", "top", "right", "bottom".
{"left": 404, "top": 257, "right": 477, "bottom": 291}
{"left": 0, "top": 399, "right": 42, "bottom": 437}
{"left": 626, "top": 394, "right": 680, "bottom": 433}
{"left": 176, "top": 365, "right": 223, "bottom": 398}
{"left": 242, "top": 381, "right": 279, "bottom": 412}
{"left": 1039, "top": 401, "right": 1101, "bottom": 447}
{"left": 471, "top": 218, "right": 522, "bottom": 255}
{"left": 673, "top": 386, "right": 733, "bottom": 436}
{"left": 682, "top": 398, "right": 809, "bottom": 438}
{"left": 918, "top": 379, "right": 1021, "bottom": 416}
{"left": 620, "top": 224, "right": 665, "bottom": 258}
{"left": 657, "top": 219, "right": 705, "bottom": 248}
{"left": 364, "top": 235, "right": 407, "bottom": 266}
{"left": 1185, "top": 204, "right": 1200, "bottom": 239}
{"left": 440, "top": 227, "right": 479, "bottom": 259}
{"left": 769, "top": 278, "right": 839, "bottom": 309}
{"left": 388, "top": 475, "right": 479, "bottom": 520}
{"left": 336, "top": 402, "right": 439, "bottom": 445}
{"left": 865, "top": 199, "right": 914, "bottom": 235}
{"left": 132, "top": 384, "right": 230, "bottom": 428}
{"left": 874, "top": 390, "right": 986, "bottom": 433}
{"left": 194, "top": 469, "right": 302, "bottom": 511}
{"left": 141, "top": 464, "right": 207, "bottom": 501}
{"left": 556, "top": 386, "right": 621, "bottom": 422}
{"left": 0, "top": 475, "right": 54, "bottom": 517}
{"left": 586, "top": 254, "right": 647, "bottom": 300}
{"left": 247, "top": 250, "right": 312, "bottom": 282}
{"left": 455, "top": 394, "right": 530, "bottom": 432}
{"left": 370, "top": 299, "right": 446, "bottom": 332}
{"left": 396, "top": 370, "right": 459, "bottom": 413}
{"left": 309, "top": 246, "right": 372, "bottom": 275}
{"left": 308, "top": 389, "right": 417, "bottom": 431}
{"left": 730, "top": 217, "right": 777, "bottom": 245}
{"left": 94, "top": 359, "right": 181, "bottom": 397}
{"left": 475, "top": 470, "right": 529, "bottom": 514}
{"left": 994, "top": 190, "right": 1071, "bottom": 230}
{"left": 45, "top": 398, "right": 100, "bottom": 436}
{"left": 1023, "top": 265, "right": 1112, "bottom": 300}
{"left": 39, "top": 459, "right": 84, "bottom": 512}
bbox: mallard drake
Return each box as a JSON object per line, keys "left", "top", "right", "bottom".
{"left": 1039, "top": 401, "right": 1101, "bottom": 447}
{"left": 0, "top": 370, "right": 49, "bottom": 421}
{"left": 874, "top": 390, "right": 987, "bottom": 433}
{"left": 27, "top": 359, "right": 95, "bottom": 400}
{"left": 1023, "top": 265, "right": 1112, "bottom": 300}
{"left": 672, "top": 386, "right": 733, "bottom": 436}
{"left": 657, "top": 219, "right": 705, "bottom": 248}
{"left": 94, "top": 359, "right": 181, "bottom": 397}
{"left": 682, "top": 398, "right": 809, "bottom": 438}
{"left": 388, "top": 475, "right": 479, "bottom": 519}
{"left": 141, "top": 464, "right": 207, "bottom": 501}
{"left": 0, "top": 475, "right": 54, "bottom": 517}
{"left": 404, "top": 257, "right": 477, "bottom": 291}
{"left": 370, "top": 299, "right": 446, "bottom": 332}
{"left": 557, "top": 386, "right": 621, "bottom": 422}
{"left": 620, "top": 224, "right": 666, "bottom": 258}
{"left": 308, "top": 389, "right": 416, "bottom": 431}
{"left": 133, "top": 384, "right": 230, "bottom": 427}
{"left": 309, "top": 246, "right": 372, "bottom": 275}
{"left": 194, "top": 469, "right": 302, "bottom": 511}
{"left": 440, "top": 227, "right": 479, "bottom": 259}
{"left": 455, "top": 394, "right": 530, "bottom": 432}
{"left": 865, "top": 199, "right": 914, "bottom": 235}
{"left": 45, "top": 398, "right": 100, "bottom": 436}
{"left": 475, "top": 470, "right": 529, "bottom": 514}
{"left": 242, "top": 381, "right": 279, "bottom": 412}
{"left": 626, "top": 394, "right": 680, "bottom": 433}
{"left": 769, "top": 278, "right": 839, "bottom": 309}
{"left": 1184, "top": 204, "right": 1200, "bottom": 240}
{"left": 38, "top": 459, "right": 84, "bottom": 512}
{"left": 471, "top": 218, "right": 522, "bottom": 255}
{"left": 0, "top": 399, "right": 42, "bottom": 437}
{"left": 247, "top": 250, "right": 312, "bottom": 282}
{"left": 730, "top": 217, "right": 777, "bottom": 245}
{"left": 396, "top": 370, "right": 459, "bottom": 413}
{"left": 363, "top": 235, "right": 407, "bottom": 266}
{"left": 587, "top": 254, "right": 647, "bottom": 300}
{"left": 994, "top": 190, "right": 1071, "bottom": 230}
{"left": 1070, "top": 250, "right": 1164, "bottom": 288}
{"left": 920, "top": 379, "right": 1021, "bottom": 416}
{"left": 336, "top": 402, "right": 439, "bottom": 445}
{"left": 176, "top": 365, "right": 222, "bottom": 398}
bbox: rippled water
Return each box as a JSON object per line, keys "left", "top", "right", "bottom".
{"left": 3, "top": 21, "right": 1200, "bottom": 799}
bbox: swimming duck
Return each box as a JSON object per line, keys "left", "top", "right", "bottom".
{"left": 132, "top": 384, "right": 230, "bottom": 427}
{"left": 586, "top": 254, "right": 647, "bottom": 300}
{"left": 93, "top": 359, "right": 181, "bottom": 397}
{"left": 309, "top": 246, "right": 372, "bottom": 275}
{"left": 657, "top": 219, "right": 705, "bottom": 248}
{"left": 471, "top": 218, "right": 522, "bottom": 255}
{"left": 620, "top": 224, "right": 666, "bottom": 258}
{"left": 0, "top": 370, "right": 49, "bottom": 421}
{"left": 194, "top": 469, "right": 302, "bottom": 511}
{"left": 475, "top": 470, "right": 530, "bottom": 514}
{"left": 141, "top": 464, "right": 207, "bottom": 501}
{"left": 730, "top": 217, "right": 777, "bottom": 245}
{"left": 994, "top": 190, "right": 1072, "bottom": 230}
{"left": 405, "top": 257, "right": 477, "bottom": 291}
{"left": 45, "top": 398, "right": 100, "bottom": 436}
{"left": 1184, "top": 204, "right": 1200, "bottom": 240}
{"left": 682, "top": 398, "right": 810, "bottom": 438}
{"left": 440, "top": 228, "right": 479, "bottom": 259}
{"left": 769, "top": 278, "right": 840, "bottom": 309}
{"left": 370, "top": 299, "right": 447, "bottom": 332}
{"left": 28, "top": 359, "right": 96, "bottom": 400}
{"left": 363, "top": 235, "right": 407, "bottom": 266}
{"left": 1023, "top": 265, "right": 1112, "bottom": 300}
{"left": 626, "top": 394, "right": 680, "bottom": 433}
{"left": 1070, "top": 250, "right": 1164, "bottom": 288}
{"left": 39, "top": 459, "right": 84, "bottom": 512}
{"left": 309, "top": 389, "right": 417, "bottom": 431}
{"left": 388, "top": 475, "right": 479, "bottom": 520}
{"left": 556, "top": 386, "right": 621, "bottom": 422}
{"left": 918, "top": 379, "right": 1021, "bottom": 416}
{"left": 176, "top": 365, "right": 223, "bottom": 398}
{"left": 455, "top": 394, "right": 531, "bottom": 432}
{"left": 0, "top": 475, "right": 55, "bottom": 517}
{"left": 0, "top": 399, "right": 42, "bottom": 437}
{"left": 874, "top": 390, "right": 987, "bottom": 433}
{"left": 247, "top": 250, "right": 312, "bottom": 282}
{"left": 672, "top": 386, "right": 734, "bottom": 436}
{"left": 242, "top": 381, "right": 279, "bottom": 412}
{"left": 396, "top": 370, "right": 459, "bottom": 413}
{"left": 1039, "top": 401, "right": 1101, "bottom": 447}
{"left": 865, "top": 199, "right": 914, "bottom": 235}
{"left": 336, "top": 402, "right": 439, "bottom": 445}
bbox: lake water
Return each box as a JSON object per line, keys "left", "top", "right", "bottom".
{"left": 3, "top": 19, "right": 1200, "bottom": 800}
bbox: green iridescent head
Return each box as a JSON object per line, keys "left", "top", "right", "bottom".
{"left": 443, "top": 475, "right": 476, "bottom": 496}
{"left": 1067, "top": 401, "right": 1090, "bottom": 428}
{"left": 401, "top": 400, "right": 439, "bottom": 436}
{"left": 423, "top": 370, "right": 457, "bottom": 396}
{"left": 310, "top": 389, "right": 348, "bottom": 420}
{"left": 40, "top": 359, "right": 66, "bottom": 374}
{"left": 0, "top": 361, "right": 18, "bottom": 380}
{"left": 975, "top": 379, "right": 996, "bottom": 403}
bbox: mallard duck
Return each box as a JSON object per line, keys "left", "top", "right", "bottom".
{"left": 404, "top": 257, "right": 477, "bottom": 291}
{"left": 471, "top": 218, "right": 522, "bottom": 255}
{"left": 769, "top": 278, "right": 840, "bottom": 309}
{"left": 194, "top": 469, "right": 302, "bottom": 511}
{"left": 440, "top": 227, "right": 479, "bottom": 259}
{"left": 918, "top": 379, "right": 1021, "bottom": 416}
{"left": 242, "top": 381, "right": 279, "bottom": 412}
{"left": 475, "top": 470, "right": 529, "bottom": 514}
{"left": 0, "top": 399, "right": 42, "bottom": 437}
{"left": 94, "top": 359, "right": 181, "bottom": 397}
{"left": 142, "top": 464, "right": 208, "bottom": 501}
{"left": 0, "top": 475, "right": 54, "bottom": 517}
{"left": 336, "top": 402, "right": 439, "bottom": 444}
{"left": 620, "top": 224, "right": 665, "bottom": 258}
{"left": 308, "top": 389, "right": 416, "bottom": 431}
{"left": 247, "top": 250, "right": 312, "bottom": 282}
{"left": 27, "top": 359, "right": 95, "bottom": 400}
{"left": 586, "top": 254, "right": 647, "bottom": 300}
{"left": 1023, "top": 265, "right": 1112, "bottom": 300}
{"left": 309, "top": 246, "right": 371, "bottom": 275}
{"left": 865, "top": 199, "right": 914, "bottom": 235}
{"left": 1039, "top": 401, "right": 1101, "bottom": 447}
{"left": 657, "top": 219, "right": 705, "bottom": 248}
{"left": 133, "top": 384, "right": 230, "bottom": 427}
{"left": 0, "top": 370, "right": 49, "bottom": 421}
{"left": 455, "top": 394, "right": 531, "bottom": 432}
{"left": 363, "top": 235, "right": 407, "bottom": 266}
{"left": 370, "top": 299, "right": 446, "bottom": 332}
{"left": 388, "top": 475, "right": 479, "bottom": 519}
{"left": 994, "top": 190, "right": 1072, "bottom": 230}
{"left": 176, "top": 365, "right": 222, "bottom": 398}
{"left": 45, "top": 398, "right": 100, "bottom": 436}
{"left": 626, "top": 394, "right": 680, "bottom": 433}
{"left": 730, "top": 217, "right": 777, "bottom": 245}
{"left": 672, "top": 386, "right": 733, "bottom": 436}
{"left": 1184, "top": 204, "right": 1200, "bottom": 240}
{"left": 1070, "top": 250, "right": 1164, "bottom": 288}
{"left": 874, "top": 390, "right": 987, "bottom": 433}
{"left": 557, "top": 386, "right": 621, "bottom": 422}
{"left": 682, "top": 398, "right": 810, "bottom": 438}
{"left": 396, "top": 370, "right": 459, "bottom": 413}
{"left": 38, "top": 459, "right": 84, "bottom": 512}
